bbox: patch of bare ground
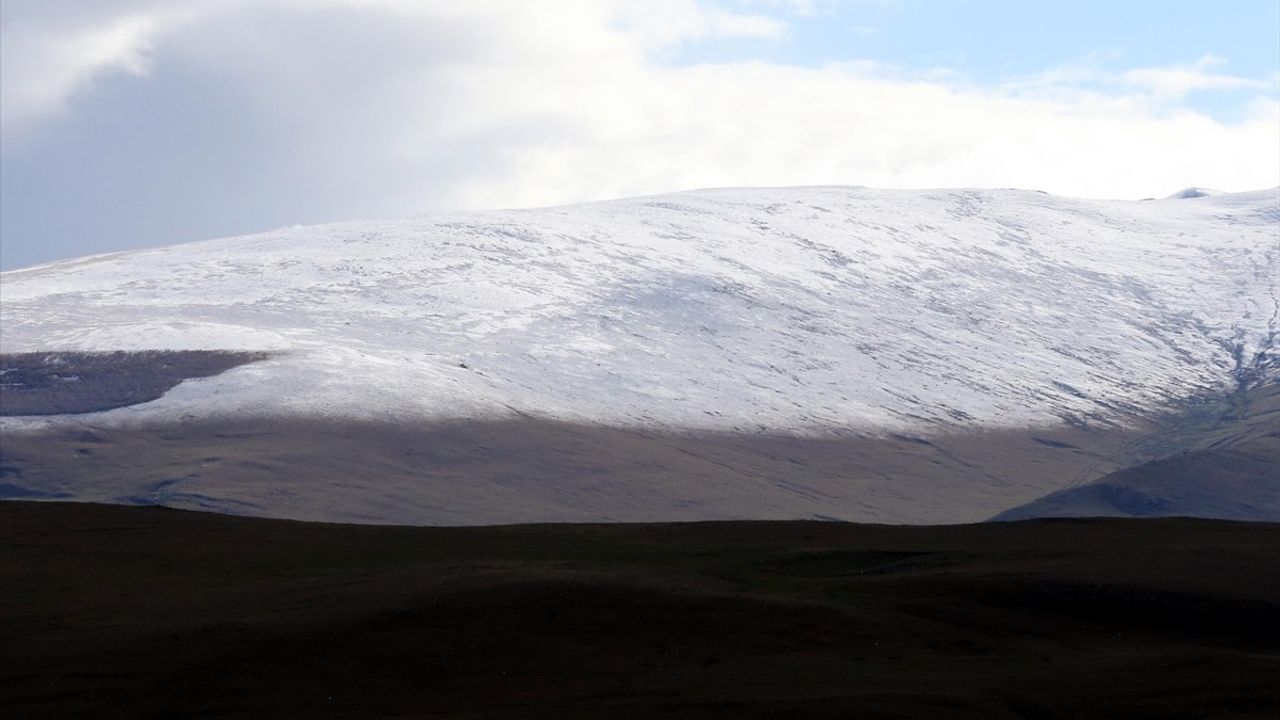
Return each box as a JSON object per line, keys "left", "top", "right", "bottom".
{"left": 1, "top": 502, "right": 1277, "bottom": 719}
{"left": 0, "top": 350, "right": 269, "bottom": 416}
{"left": 0, "top": 414, "right": 1150, "bottom": 524}
{"left": 0, "top": 353, "right": 1273, "bottom": 524}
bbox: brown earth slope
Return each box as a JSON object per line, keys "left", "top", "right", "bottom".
{"left": 1, "top": 353, "right": 1275, "bottom": 524}
{"left": 0, "top": 414, "right": 1149, "bottom": 524}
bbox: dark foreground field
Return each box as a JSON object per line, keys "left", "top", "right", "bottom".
{"left": 2, "top": 502, "right": 1278, "bottom": 719}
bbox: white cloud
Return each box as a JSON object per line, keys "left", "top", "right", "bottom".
{"left": 615, "top": 2, "right": 786, "bottom": 43}
{"left": 436, "top": 58, "right": 1278, "bottom": 207}
{"left": 1, "top": 0, "right": 1276, "bottom": 240}
{"left": 1120, "top": 54, "right": 1269, "bottom": 99}
{"left": 734, "top": 0, "right": 897, "bottom": 15}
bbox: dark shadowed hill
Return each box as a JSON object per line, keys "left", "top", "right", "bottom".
{"left": 3, "top": 501, "right": 1278, "bottom": 719}
{"left": 993, "top": 434, "right": 1279, "bottom": 521}
{"left": 994, "top": 381, "right": 1280, "bottom": 522}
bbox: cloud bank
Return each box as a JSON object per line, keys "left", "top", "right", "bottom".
{"left": 1, "top": 0, "right": 1277, "bottom": 268}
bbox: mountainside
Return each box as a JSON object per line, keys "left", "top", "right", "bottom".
{"left": 1, "top": 186, "right": 1277, "bottom": 523}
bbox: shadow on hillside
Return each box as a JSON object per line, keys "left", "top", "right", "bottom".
{"left": 0, "top": 350, "right": 269, "bottom": 416}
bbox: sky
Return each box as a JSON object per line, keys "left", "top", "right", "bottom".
{"left": 1, "top": 1, "right": 1278, "bottom": 270}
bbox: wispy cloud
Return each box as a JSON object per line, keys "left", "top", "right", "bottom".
{"left": 998, "top": 51, "right": 1277, "bottom": 103}
{"left": 1120, "top": 54, "right": 1271, "bottom": 98}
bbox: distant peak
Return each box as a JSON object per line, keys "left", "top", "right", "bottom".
{"left": 1165, "top": 187, "right": 1223, "bottom": 199}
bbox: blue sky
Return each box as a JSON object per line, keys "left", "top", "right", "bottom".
{"left": 701, "top": 1, "right": 1279, "bottom": 76}
{"left": 2, "top": 0, "right": 1277, "bottom": 270}
{"left": 688, "top": 0, "right": 1280, "bottom": 118}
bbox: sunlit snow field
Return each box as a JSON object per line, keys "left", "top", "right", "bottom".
{"left": 2, "top": 186, "right": 1276, "bottom": 436}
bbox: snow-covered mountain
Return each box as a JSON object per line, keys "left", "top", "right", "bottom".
{"left": 1, "top": 186, "right": 1277, "bottom": 524}
{"left": 4, "top": 186, "right": 1277, "bottom": 432}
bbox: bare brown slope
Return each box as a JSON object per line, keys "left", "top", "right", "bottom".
{"left": 0, "top": 415, "right": 1145, "bottom": 525}
{"left": 3, "top": 502, "right": 1278, "bottom": 720}
{"left": 2, "top": 356, "right": 1274, "bottom": 526}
